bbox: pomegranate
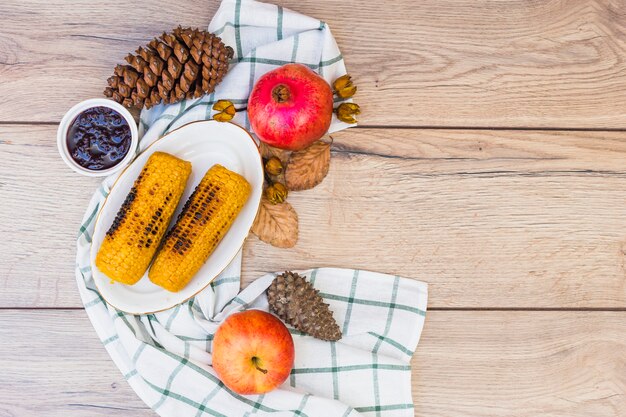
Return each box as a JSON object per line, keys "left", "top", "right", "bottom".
{"left": 248, "top": 63, "right": 333, "bottom": 151}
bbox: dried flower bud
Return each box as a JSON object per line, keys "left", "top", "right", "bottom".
{"left": 265, "top": 157, "right": 284, "bottom": 176}
{"left": 336, "top": 102, "right": 361, "bottom": 124}
{"left": 333, "top": 74, "right": 357, "bottom": 99}
{"left": 212, "top": 99, "right": 236, "bottom": 122}
{"left": 265, "top": 182, "right": 288, "bottom": 204}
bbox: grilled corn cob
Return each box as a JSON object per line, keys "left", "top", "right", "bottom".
{"left": 149, "top": 164, "right": 251, "bottom": 292}
{"left": 96, "top": 152, "right": 191, "bottom": 284}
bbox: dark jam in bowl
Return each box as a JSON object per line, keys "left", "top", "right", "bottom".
{"left": 66, "top": 106, "right": 132, "bottom": 170}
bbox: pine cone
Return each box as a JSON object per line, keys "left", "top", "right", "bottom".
{"left": 267, "top": 271, "right": 342, "bottom": 341}
{"left": 104, "top": 27, "right": 234, "bottom": 109}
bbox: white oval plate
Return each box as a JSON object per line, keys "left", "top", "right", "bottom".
{"left": 90, "top": 121, "right": 263, "bottom": 314}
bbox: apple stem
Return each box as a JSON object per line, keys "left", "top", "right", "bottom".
{"left": 271, "top": 84, "right": 290, "bottom": 103}
{"left": 251, "top": 357, "right": 268, "bottom": 374}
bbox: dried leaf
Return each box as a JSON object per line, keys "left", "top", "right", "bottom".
{"left": 252, "top": 198, "right": 298, "bottom": 248}
{"left": 259, "top": 142, "right": 290, "bottom": 164}
{"left": 285, "top": 141, "right": 331, "bottom": 191}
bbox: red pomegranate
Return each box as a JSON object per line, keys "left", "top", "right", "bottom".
{"left": 248, "top": 63, "right": 333, "bottom": 151}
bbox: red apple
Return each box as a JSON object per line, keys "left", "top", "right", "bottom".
{"left": 212, "top": 310, "right": 295, "bottom": 395}
{"left": 248, "top": 63, "right": 334, "bottom": 151}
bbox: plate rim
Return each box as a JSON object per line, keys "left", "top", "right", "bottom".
{"left": 89, "top": 120, "right": 262, "bottom": 315}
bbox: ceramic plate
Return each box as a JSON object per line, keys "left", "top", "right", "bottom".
{"left": 90, "top": 121, "right": 263, "bottom": 314}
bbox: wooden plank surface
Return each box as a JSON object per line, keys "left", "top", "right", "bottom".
{"left": 3, "top": 125, "right": 626, "bottom": 308}
{"left": 2, "top": 0, "right": 626, "bottom": 415}
{"left": 1, "top": 0, "right": 626, "bottom": 127}
{"left": 412, "top": 310, "right": 626, "bottom": 417}
{"left": 2, "top": 310, "right": 625, "bottom": 416}
{"left": 0, "top": 310, "right": 154, "bottom": 417}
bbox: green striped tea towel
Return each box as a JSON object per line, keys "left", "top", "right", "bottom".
{"left": 75, "top": 0, "right": 428, "bottom": 415}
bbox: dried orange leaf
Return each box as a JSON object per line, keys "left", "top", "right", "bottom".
{"left": 259, "top": 141, "right": 290, "bottom": 164}
{"left": 252, "top": 198, "right": 298, "bottom": 248}
{"left": 285, "top": 141, "right": 331, "bottom": 191}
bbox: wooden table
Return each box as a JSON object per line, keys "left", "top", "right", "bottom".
{"left": 2, "top": 0, "right": 626, "bottom": 415}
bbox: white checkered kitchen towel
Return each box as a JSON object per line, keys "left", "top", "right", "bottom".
{"left": 75, "top": 1, "right": 428, "bottom": 416}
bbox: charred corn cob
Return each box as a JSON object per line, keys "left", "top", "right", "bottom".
{"left": 149, "top": 164, "right": 251, "bottom": 292}
{"left": 96, "top": 152, "right": 191, "bottom": 284}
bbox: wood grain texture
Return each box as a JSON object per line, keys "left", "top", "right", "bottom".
{"left": 1, "top": 0, "right": 625, "bottom": 127}
{"left": 1, "top": 310, "right": 624, "bottom": 416}
{"left": 0, "top": 125, "right": 100, "bottom": 308}
{"left": 3, "top": 125, "right": 626, "bottom": 308}
{"left": 246, "top": 128, "right": 626, "bottom": 308}
{"left": 0, "top": 310, "right": 154, "bottom": 417}
{"left": 2, "top": 0, "right": 625, "bottom": 415}
{"left": 413, "top": 311, "right": 626, "bottom": 417}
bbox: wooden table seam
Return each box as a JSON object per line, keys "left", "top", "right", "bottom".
{"left": 4, "top": 121, "right": 626, "bottom": 133}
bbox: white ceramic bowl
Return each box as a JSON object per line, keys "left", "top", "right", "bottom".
{"left": 57, "top": 98, "right": 139, "bottom": 177}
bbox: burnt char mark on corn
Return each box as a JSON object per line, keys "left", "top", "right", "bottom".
{"left": 96, "top": 152, "right": 192, "bottom": 285}
{"left": 106, "top": 170, "right": 147, "bottom": 237}
{"left": 140, "top": 207, "right": 164, "bottom": 249}
{"left": 163, "top": 182, "right": 218, "bottom": 256}
{"left": 163, "top": 185, "right": 200, "bottom": 241}
{"left": 148, "top": 164, "right": 251, "bottom": 292}
{"left": 106, "top": 186, "right": 137, "bottom": 237}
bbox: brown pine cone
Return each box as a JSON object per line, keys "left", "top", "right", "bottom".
{"left": 267, "top": 271, "right": 342, "bottom": 341}
{"left": 104, "top": 27, "right": 234, "bottom": 109}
